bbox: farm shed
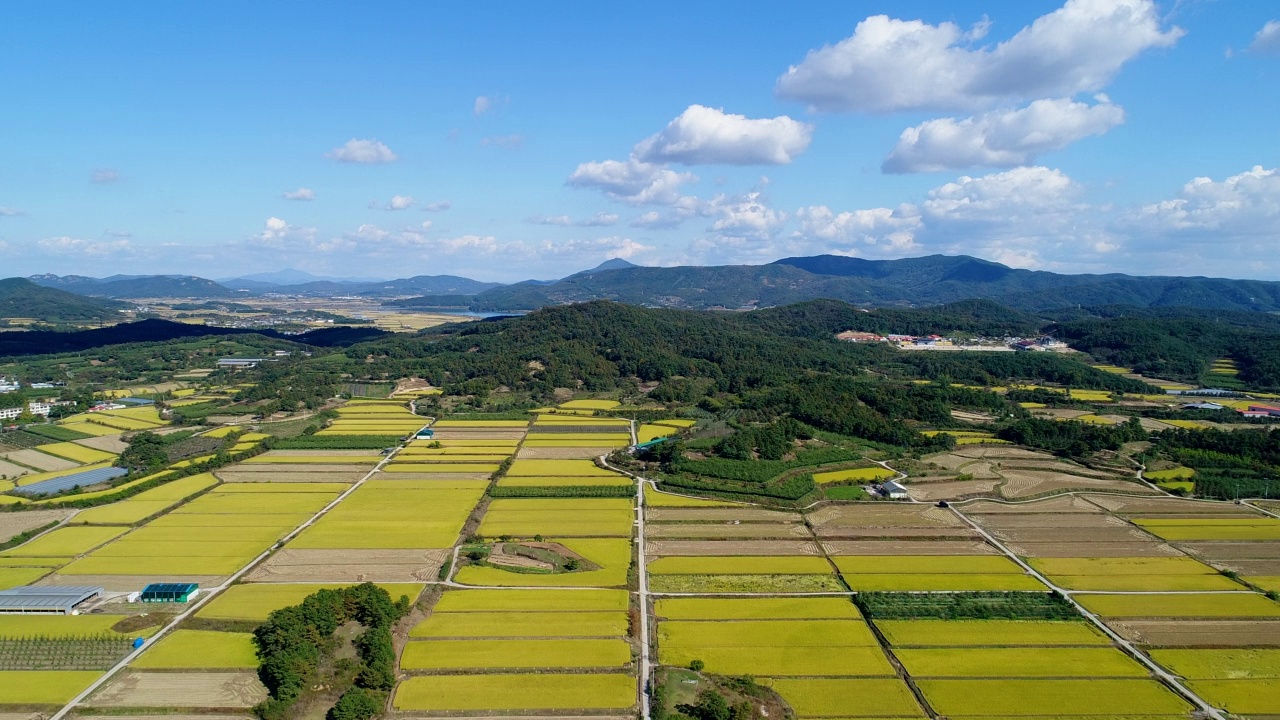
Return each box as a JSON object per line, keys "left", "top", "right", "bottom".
{"left": 880, "top": 480, "right": 910, "bottom": 500}
{"left": 140, "top": 583, "right": 199, "bottom": 603}
{"left": 0, "top": 585, "right": 102, "bottom": 614}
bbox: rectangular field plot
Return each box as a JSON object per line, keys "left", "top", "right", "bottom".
{"left": 86, "top": 670, "right": 268, "bottom": 708}
{"left": 383, "top": 462, "right": 500, "bottom": 473}
{"left": 1028, "top": 556, "right": 1218, "bottom": 575}
{"left": 1186, "top": 679, "right": 1280, "bottom": 715}
{"left": 478, "top": 499, "right": 634, "bottom": 537}
{"left": 455, "top": 539, "right": 632, "bottom": 588}
{"left": 1049, "top": 573, "right": 1244, "bottom": 591}
{"left": 1151, "top": 649, "right": 1280, "bottom": 679}
{"left": 833, "top": 554, "right": 1043, "bottom": 591}
{"left": 0, "top": 566, "right": 51, "bottom": 588}
{"left": 0, "top": 670, "right": 102, "bottom": 705}
{"left": 35, "top": 442, "right": 117, "bottom": 464}
{"left": 661, "top": 644, "right": 893, "bottom": 676}
{"left": 1133, "top": 518, "right": 1280, "bottom": 541}
{"left": 412, "top": 610, "right": 627, "bottom": 638}
{"left": 402, "top": 638, "right": 630, "bottom": 670}
{"left": 645, "top": 492, "right": 745, "bottom": 508}
{"left": 875, "top": 620, "right": 1108, "bottom": 647}
{"left": 198, "top": 583, "right": 423, "bottom": 621}
{"left": 914, "top": 679, "right": 1192, "bottom": 716}
{"left": 1, "top": 525, "right": 128, "bottom": 557}
{"left": 895, "top": 647, "right": 1146, "bottom": 677}
{"left": 433, "top": 588, "right": 628, "bottom": 613}
{"left": 1076, "top": 592, "right": 1280, "bottom": 618}
{"left": 659, "top": 619, "right": 879, "bottom": 648}
{"left": 655, "top": 597, "right": 861, "bottom": 620}
{"left": 507, "top": 459, "right": 619, "bottom": 476}
{"left": 498, "top": 475, "right": 633, "bottom": 487}
{"left": 394, "top": 673, "right": 635, "bottom": 711}
{"left": 288, "top": 482, "right": 484, "bottom": 549}
{"left": 0, "top": 614, "right": 131, "bottom": 638}
{"left": 649, "top": 574, "right": 846, "bottom": 593}
{"left": 769, "top": 678, "right": 925, "bottom": 718}
{"left": 132, "top": 630, "right": 257, "bottom": 669}
{"left": 647, "top": 556, "right": 833, "bottom": 575}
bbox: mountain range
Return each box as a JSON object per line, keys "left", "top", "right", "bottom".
{"left": 20, "top": 254, "right": 1280, "bottom": 313}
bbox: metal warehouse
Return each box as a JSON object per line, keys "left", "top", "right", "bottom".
{"left": 0, "top": 585, "right": 103, "bottom": 614}
{"left": 140, "top": 582, "right": 199, "bottom": 603}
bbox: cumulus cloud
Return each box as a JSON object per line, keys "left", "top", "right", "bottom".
{"left": 707, "top": 192, "right": 788, "bottom": 241}
{"left": 1125, "top": 165, "right": 1280, "bottom": 237}
{"left": 480, "top": 134, "right": 525, "bottom": 149}
{"left": 526, "top": 212, "right": 620, "bottom": 227}
{"left": 922, "top": 166, "right": 1081, "bottom": 219}
{"left": 794, "top": 206, "right": 922, "bottom": 249}
{"left": 776, "top": 0, "right": 1182, "bottom": 113}
{"left": 326, "top": 138, "right": 398, "bottom": 164}
{"left": 422, "top": 200, "right": 453, "bottom": 212}
{"left": 883, "top": 97, "right": 1125, "bottom": 173}
{"left": 254, "top": 217, "right": 317, "bottom": 247}
{"left": 1249, "top": 20, "right": 1280, "bottom": 54}
{"left": 567, "top": 158, "right": 697, "bottom": 205}
{"left": 283, "top": 188, "right": 315, "bottom": 201}
{"left": 386, "top": 195, "right": 415, "bottom": 211}
{"left": 37, "top": 236, "right": 132, "bottom": 256}
{"left": 91, "top": 168, "right": 121, "bottom": 184}
{"left": 0, "top": 206, "right": 24, "bottom": 216}
{"left": 633, "top": 105, "right": 813, "bottom": 165}
{"left": 630, "top": 211, "right": 685, "bottom": 230}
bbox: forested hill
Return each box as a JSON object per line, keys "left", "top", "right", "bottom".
{"left": 0, "top": 277, "right": 126, "bottom": 323}
{"left": 0, "top": 318, "right": 390, "bottom": 356}
{"left": 422, "top": 254, "right": 1280, "bottom": 313}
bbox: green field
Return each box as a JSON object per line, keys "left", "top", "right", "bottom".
{"left": 647, "top": 556, "right": 832, "bottom": 575}
{"left": 2, "top": 526, "right": 128, "bottom": 557}
{"left": 0, "top": 670, "right": 102, "bottom": 705}
{"left": 896, "top": 647, "right": 1147, "bottom": 677}
{"left": 401, "top": 638, "right": 630, "bottom": 669}
{"left": 1150, "top": 649, "right": 1280, "bottom": 679}
{"left": 1186, "top": 679, "right": 1280, "bottom": 715}
{"left": 769, "top": 678, "right": 925, "bottom": 718}
{"left": 655, "top": 597, "right": 861, "bottom": 620}
{"left": 394, "top": 673, "right": 636, "bottom": 711}
{"left": 0, "top": 614, "right": 130, "bottom": 638}
{"left": 132, "top": 630, "right": 257, "bottom": 668}
{"left": 433, "top": 589, "right": 629, "bottom": 613}
{"left": 875, "top": 619, "right": 1107, "bottom": 647}
{"left": 916, "top": 679, "right": 1192, "bottom": 716}
{"left": 411, "top": 611, "right": 626, "bottom": 638}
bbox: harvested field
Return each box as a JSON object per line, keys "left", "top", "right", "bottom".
{"left": 905, "top": 479, "right": 1000, "bottom": 500}
{"left": 36, "top": 573, "right": 227, "bottom": 593}
{"left": 812, "top": 526, "right": 980, "bottom": 539}
{"left": 648, "top": 556, "right": 832, "bottom": 574}
{"left": 1110, "top": 620, "right": 1280, "bottom": 647}
{"left": 808, "top": 504, "right": 964, "bottom": 529}
{"left": 645, "top": 493, "right": 744, "bottom": 508}
{"left": 1179, "top": 541, "right": 1280, "bottom": 560}
{"left": 0, "top": 459, "right": 32, "bottom": 478}
{"left": 971, "top": 513, "right": 1131, "bottom": 529}
{"left": 999, "top": 470, "right": 1153, "bottom": 498}
{"left": 646, "top": 507, "right": 799, "bottom": 522}
{"left": 984, "top": 525, "right": 1158, "bottom": 545}
{"left": 516, "top": 446, "right": 608, "bottom": 459}
{"left": 214, "top": 463, "right": 373, "bottom": 474}
{"left": 243, "top": 548, "right": 449, "bottom": 582}
{"left": 646, "top": 540, "right": 821, "bottom": 556}
{"left": 1085, "top": 495, "right": 1263, "bottom": 515}
{"left": 393, "top": 673, "right": 635, "bottom": 711}
{"left": 655, "top": 597, "right": 861, "bottom": 620}
{"left": 841, "top": 574, "right": 1045, "bottom": 592}
{"left": 822, "top": 540, "right": 997, "bottom": 555}
{"left": 0, "top": 509, "right": 73, "bottom": 543}
{"left": 877, "top": 619, "right": 1107, "bottom": 647}
{"left": 834, "top": 555, "right": 1023, "bottom": 574}
{"left": 2, "top": 449, "right": 78, "bottom": 472}
{"left": 648, "top": 574, "right": 845, "bottom": 593}
{"left": 1009, "top": 541, "right": 1182, "bottom": 557}
{"left": 915, "top": 679, "right": 1190, "bottom": 716}
{"left": 646, "top": 523, "right": 808, "bottom": 539}
{"left": 87, "top": 672, "right": 268, "bottom": 708}
{"left": 71, "top": 435, "right": 129, "bottom": 453}
{"left": 963, "top": 495, "right": 1104, "bottom": 514}
{"left": 897, "top": 647, "right": 1146, "bottom": 677}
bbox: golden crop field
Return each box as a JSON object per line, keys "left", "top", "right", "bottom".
{"left": 897, "top": 647, "right": 1146, "bottom": 677}
{"left": 433, "top": 589, "right": 629, "bottom": 613}
{"left": 506, "top": 459, "right": 618, "bottom": 476}
{"left": 215, "top": 482, "right": 350, "bottom": 493}
{"left": 412, "top": 611, "right": 626, "bottom": 638}
{"left": 769, "top": 678, "right": 925, "bottom": 718}
{"left": 659, "top": 619, "right": 879, "bottom": 648}
{"left": 661, "top": 644, "right": 894, "bottom": 677}
{"left": 811, "top": 467, "right": 894, "bottom": 484}
{"left": 645, "top": 492, "right": 741, "bottom": 508}
{"left": 842, "top": 573, "right": 1046, "bottom": 591}
{"left": 498, "top": 475, "right": 633, "bottom": 487}
{"left": 919, "top": 679, "right": 1191, "bottom": 716}
{"left": 289, "top": 482, "right": 484, "bottom": 549}
{"left": 383, "top": 463, "right": 500, "bottom": 474}
{"left": 1076, "top": 592, "right": 1280, "bottom": 617}
{"left": 433, "top": 420, "right": 528, "bottom": 428}
{"left": 0, "top": 671, "right": 103, "bottom": 705}
{"left": 394, "top": 673, "right": 636, "bottom": 711}
{"left": 834, "top": 556, "right": 1024, "bottom": 575}
{"left": 876, "top": 619, "right": 1108, "bottom": 647}
{"left": 637, "top": 425, "right": 676, "bottom": 443}
{"left": 0, "top": 566, "right": 52, "bottom": 588}
{"left": 132, "top": 630, "right": 257, "bottom": 668}
{"left": 198, "top": 583, "right": 423, "bottom": 621}
{"left": 454, "top": 539, "right": 631, "bottom": 587}
{"left": 1185, "top": 679, "right": 1280, "bottom": 715}
{"left": 1133, "top": 519, "right": 1280, "bottom": 541}
{"left": 654, "top": 418, "right": 696, "bottom": 428}
{"left": 0, "top": 614, "right": 132, "bottom": 637}
{"left": 559, "top": 399, "right": 621, "bottom": 410}
{"left": 1150, "top": 649, "right": 1280, "bottom": 679}
{"left": 2, "top": 525, "right": 128, "bottom": 557}
{"left": 1029, "top": 556, "right": 1216, "bottom": 576}
{"left": 35, "top": 442, "right": 117, "bottom": 464}
{"left": 1146, "top": 466, "right": 1195, "bottom": 481}
{"left": 1051, "top": 574, "right": 1245, "bottom": 591}
{"left": 73, "top": 500, "right": 176, "bottom": 525}
{"left": 402, "top": 638, "right": 630, "bottom": 669}
{"left": 647, "top": 556, "right": 832, "bottom": 575}
{"left": 655, "top": 597, "right": 860, "bottom": 620}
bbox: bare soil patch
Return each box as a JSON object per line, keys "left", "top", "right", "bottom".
{"left": 905, "top": 479, "right": 1000, "bottom": 500}
{"left": 822, "top": 540, "right": 998, "bottom": 556}
{"left": 1000, "top": 470, "right": 1153, "bottom": 499}
{"left": 244, "top": 548, "right": 449, "bottom": 582}
{"left": 88, "top": 672, "right": 268, "bottom": 708}
{"left": 1085, "top": 495, "right": 1264, "bottom": 516}
{"left": 3, "top": 449, "right": 78, "bottom": 472}
{"left": 72, "top": 435, "right": 130, "bottom": 453}
{"left": 1179, "top": 541, "right": 1280, "bottom": 560}
{"left": 1110, "top": 620, "right": 1280, "bottom": 647}
{"left": 0, "top": 509, "right": 74, "bottom": 542}
{"left": 646, "top": 540, "right": 821, "bottom": 556}
{"left": 970, "top": 513, "right": 1129, "bottom": 529}
{"left": 811, "top": 526, "right": 980, "bottom": 539}
{"left": 516, "top": 446, "right": 605, "bottom": 459}
{"left": 646, "top": 523, "right": 809, "bottom": 539}
{"left": 1007, "top": 541, "right": 1182, "bottom": 557}
{"left": 986, "top": 525, "right": 1158, "bottom": 545}
{"left": 963, "top": 496, "right": 1103, "bottom": 514}
{"left": 807, "top": 504, "right": 963, "bottom": 529}
{"left": 646, "top": 508, "right": 800, "bottom": 523}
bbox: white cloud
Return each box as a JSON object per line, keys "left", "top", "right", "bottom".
{"left": 883, "top": 97, "right": 1125, "bottom": 172}
{"left": 0, "top": 206, "right": 24, "bottom": 216}
{"left": 474, "top": 95, "right": 508, "bottom": 115}
{"left": 254, "top": 217, "right": 318, "bottom": 247}
{"left": 422, "top": 200, "right": 452, "bottom": 212}
{"left": 922, "top": 166, "right": 1080, "bottom": 219}
{"left": 37, "top": 236, "right": 132, "bottom": 256}
{"left": 794, "top": 205, "right": 922, "bottom": 249}
{"left": 1125, "top": 165, "right": 1280, "bottom": 237}
{"left": 480, "top": 134, "right": 524, "bottom": 149}
{"left": 1249, "top": 20, "right": 1280, "bottom": 54}
{"left": 707, "top": 192, "right": 788, "bottom": 241}
{"left": 630, "top": 211, "right": 685, "bottom": 230}
{"left": 776, "top": 0, "right": 1182, "bottom": 113}
{"left": 283, "top": 188, "right": 315, "bottom": 201}
{"left": 633, "top": 105, "right": 814, "bottom": 165}
{"left": 326, "top": 138, "right": 398, "bottom": 164}
{"left": 91, "top": 168, "right": 121, "bottom": 184}
{"left": 567, "top": 158, "right": 697, "bottom": 205}
{"left": 386, "top": 195, "right": 415, "bottom": 211}
{"left": 527, "top": 212, "right": 620, "bottom": 227}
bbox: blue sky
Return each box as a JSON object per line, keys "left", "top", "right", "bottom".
{"left": 1, "top": 1, "right": 1278, "bottom": 281}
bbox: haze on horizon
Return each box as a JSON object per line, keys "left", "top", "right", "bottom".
{"left": 1, "top": 0, "right": 1278, "bottom": 283}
